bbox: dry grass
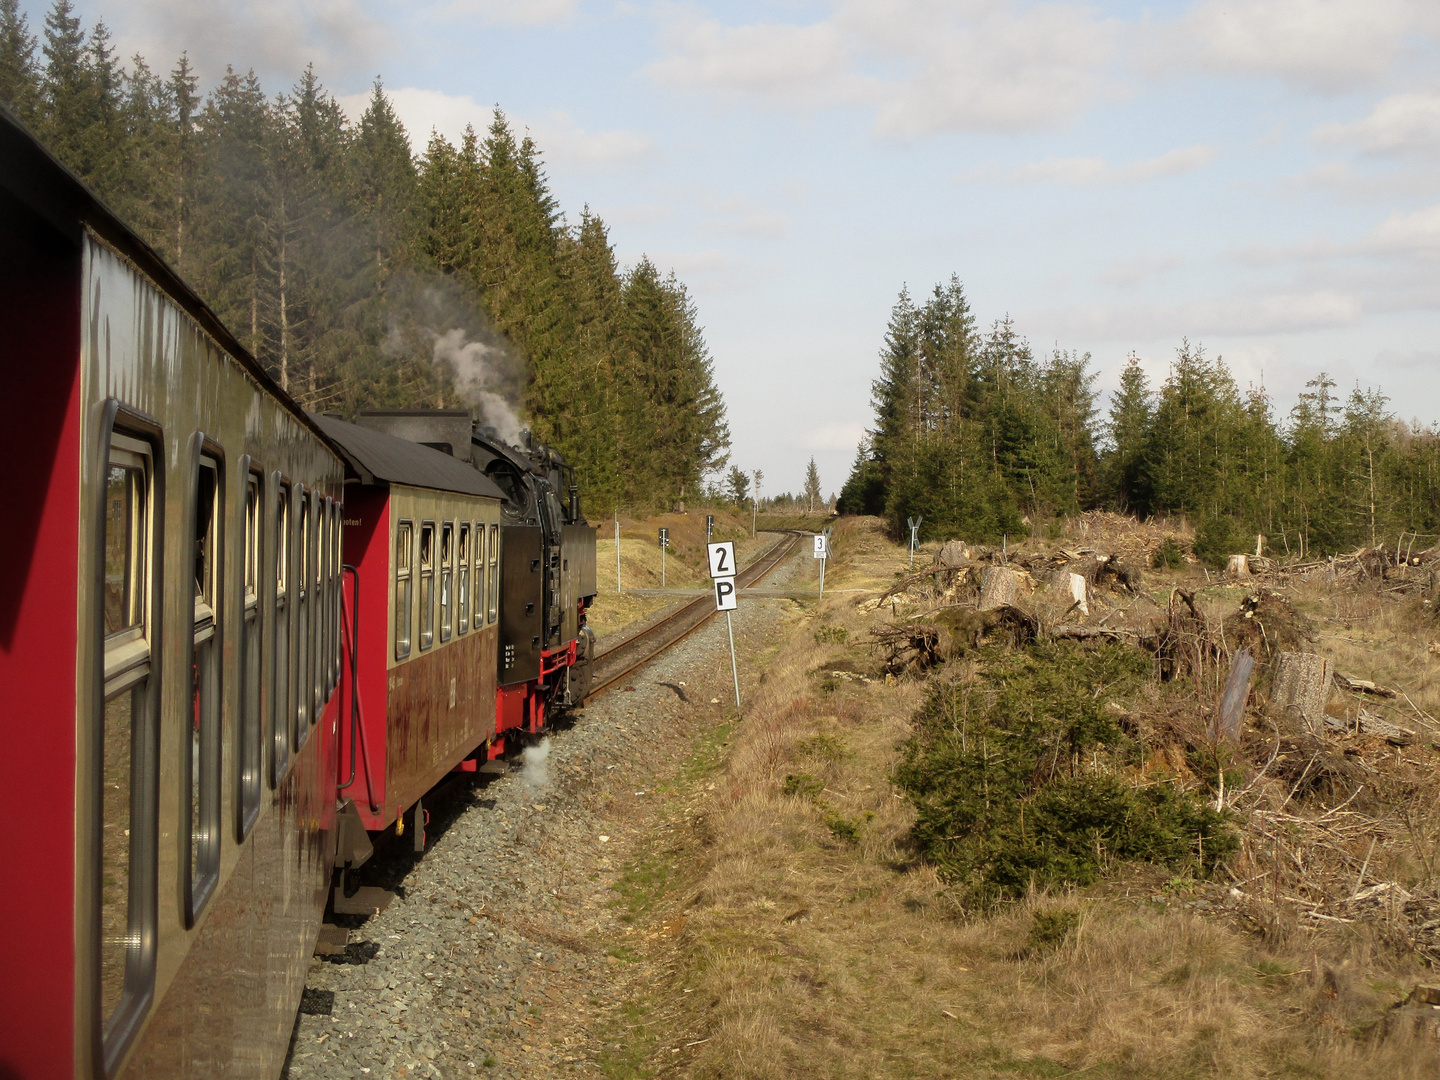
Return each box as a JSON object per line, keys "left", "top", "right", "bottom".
{"left": 598, "top": 516, "right": 1440, "bottom": 1079}
{"left": 587, "top": 507, "right": 769, "bottom": 640}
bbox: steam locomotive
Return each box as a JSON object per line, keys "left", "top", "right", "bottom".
{"left": 0, "top": 106, "right": 596, "bottom": 1079}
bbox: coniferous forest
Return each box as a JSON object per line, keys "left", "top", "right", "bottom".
{"left": 0, "top": 0, "right": 729, "bottom": 514}
{"left": 841, "top": 277, "right": 1440, "bottom": 561}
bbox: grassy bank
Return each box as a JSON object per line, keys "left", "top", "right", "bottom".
{"left": 591, "top": 515, "right": 1440, "bottom": 1079}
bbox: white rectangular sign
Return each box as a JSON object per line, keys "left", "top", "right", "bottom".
{"left": 813, "top": 534, "right": 827, "bottom": 559}
{"left": 707, "top": 541, "right": 736, "bottom": 579}
{"left": 713, "top": 576, "right": 738, "bottom": 611}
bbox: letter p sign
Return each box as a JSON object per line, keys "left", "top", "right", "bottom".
{"left": 713, "top": 576, "right": 738, "bottom": 612}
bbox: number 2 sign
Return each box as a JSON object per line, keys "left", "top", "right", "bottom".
{"left": 707, "top": 541, "right": 735, "bottom": 578}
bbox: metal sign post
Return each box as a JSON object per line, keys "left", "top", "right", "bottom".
{"left": 659, "top": 527, "right": 669, "bottom": 588}
{"left": 907, "top": 516, "right": 922, "bottom": 568}
{"left": 615, "top": 516, "right": 622, "bottom": 594}
{"left": 813, "top": 531, "right": 828, "bottom": 601}
{"left": 708, "top": 541, "right": 741, "bottom": 707}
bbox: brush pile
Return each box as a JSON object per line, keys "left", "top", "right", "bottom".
{"left": 869, "top": 539, "right": 1440, "bottom": 971}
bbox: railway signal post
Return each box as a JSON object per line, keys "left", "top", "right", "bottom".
{"left": 706, "top": 514, "right": 714, "bottom": 542}
{"left": 659, "top": 526, "right": 670, "bottom": 587}
{"left": 813, "top": 530, "right": 829, "bottom": 601}
{"left": 708, "top": 541, "right": 742, "bottom": 707}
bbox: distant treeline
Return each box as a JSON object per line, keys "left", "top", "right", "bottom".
{"left": 0, "top": 0, "right": 729, "bottom": 513}
{"left": 840, "top": 276, "right": 1440, "bottom": 560}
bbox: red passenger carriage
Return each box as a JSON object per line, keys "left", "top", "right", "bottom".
{"left": 1, "top": 110, "right": 346, "bottom": 1078}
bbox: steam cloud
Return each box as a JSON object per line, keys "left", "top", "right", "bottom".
{"left": 521, "top": 738, "right": 550, "bottom": 790}
{"left": 431, "top": 327, "right": 526, "bottom": 447}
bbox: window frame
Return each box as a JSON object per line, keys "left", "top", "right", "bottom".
{"left": 236, "top": 463, "right": 262, "bottom": 841}
{"left": 269, "top": 477, "right": 292, "bottom": 786}
{"left": 90, "top": 401, "right": 164, "bottom": 1076}
{"left": 181, "top": 436, "right": 224, "bottom": 926}
{"left": 473, "top": 521, "right": 485, "bottom": 630}
{"left": 394, "top": 519, "right": 414, "bottom": 660}
{"left": 456, "top": 524, "right": 470, "bottom": 636}
{"left": 293, "top": 489, "right": 311, "bottom": 749}
{"left": 418, "top": 521, "right": 436, "bottom": 651}
{"left": 487, "top": 523, "right": 500, "bottom": 624}
{"left": 439, "top": 521, "right": 454, "bottom": 643}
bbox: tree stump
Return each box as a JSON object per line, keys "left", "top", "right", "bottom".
{"left": 1270, "top": 651, "right": 1332, "bottom": 733}
{"left": 978, "top": 566, "right": 1019, "bottom": 611}
{"left": 1227, "top": 554, "right": 1250, "bottom": 577}
{"left": 935, "top": 540, "right": 970, "bottom": 568}
{"left": 1066, "top": 572, "right": 1089, "bottom": 617}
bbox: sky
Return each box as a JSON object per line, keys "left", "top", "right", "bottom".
{"left": 29, "top": 0, "right": 1440, "bottom": 499}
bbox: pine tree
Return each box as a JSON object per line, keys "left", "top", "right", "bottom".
{"left": 803, "top": 458, "right": 822, "bottom": 513}
{"left": 1104, "top": 354, "right": 1153, "bottom": 511}
{"left": 0, "top": 0, "right": 40, "bottom": 122}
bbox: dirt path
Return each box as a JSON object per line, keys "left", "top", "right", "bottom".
{"left": 282, "top": 548, "right": 806, "bottom": 1080}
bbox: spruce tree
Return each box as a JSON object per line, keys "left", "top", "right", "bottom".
{"left": 0, "top": 0, "right": 39, "bottom": 122}
{"left": 803, "top": 458, "right": 822, "bottom": 513}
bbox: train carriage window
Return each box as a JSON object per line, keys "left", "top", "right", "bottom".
{"left": 395, "top": 521, "right": 413, "bottom": 660}
{"left": 311, "top": 500, "right": 323, "bottom": 721}
{"left": 271, "top": 482, "right": 291, "bottom": 784}
{"left": 440, "top": 523, "right": 454, "bottom": 643}
{"left": 418, "top": 523, "right": 435, "bottom": 650}
{"left": 330, "top": 500, "right": 341, "bottom": 693}
{"left": 294, "top": 492, "right": 311, "bottom": 748}
{"left": 238, "top": 471, "right": 262, "bottom": 839}
{"left": 186, "top": 451, "right": 222, "bottom": 921}
{"left": 480, "top": 521, "right": 492, "bottom": 630}
{"left": 488, "top": 523, "right": 500, "bottom": 624}
{"left": 99, "top": 433, "right": 156, "bottom": 1046}
{"left": 457, "top": 525, "right": 470, "bottom": 636}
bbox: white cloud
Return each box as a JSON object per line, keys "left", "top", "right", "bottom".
{"left": 1279, "top": 160, "right": 1440, "bottom": 202}
{"left": 1155, "top": 0, "right": 1436, "bottom": 93}
{"left": 799, "top": 421, "right": 867, "bottom": 452}
{"left": 337, "top": 87, "right": 490, "bottom": 150}
{"left": 1045, "top": 289, "right": 1363, "bottom": 340}
{"left": 1098, "top": 254, "right": 1185, "bottom": 287}
{"left": 522, "top": 112, "right": 658, "bottom": 174}
{"left": 647, "top": 0, "right": 1120, "bottom": 137}
{"left": 960, "top": 145, "right": 1217, "bottom": 186}
{"left": 336, "top": 90, "right": 655, "bottom": 174}
{"left": 105, "top": 0, "right": 388, "bottom": 88}
{"left": 1311, "top": 92, "right": 1440, "bottom": 156}
{"left": 425, "top": 0, "right": 578, "bottom": 27}
{"left": 1365, "top": 202, "right": 1440, "bottom": 256}
{"left": 1233, "top": 201, "right": 1440, "bottom": 264}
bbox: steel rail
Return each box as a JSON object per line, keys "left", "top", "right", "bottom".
{"left": 585, "top": 530, "right": 804, "bottom": 700}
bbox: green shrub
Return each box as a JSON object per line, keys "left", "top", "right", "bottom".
{"left": 814, "top": 625, "right": 849, "bottom": 645}
{"left": 782, "top": 773, "right": 825, "bottom": 800}
{"left": 1026, "top": 908, "right": 1080, "bottom": 955}
{"left": 1152, "top": 535, "right": 1186, "bottom": 570}
{"left": 1193, "top": 517, "right": 1246, "bottom": 569}
{"left": 893, "top": 642, "right": 1237, "bottom": 905}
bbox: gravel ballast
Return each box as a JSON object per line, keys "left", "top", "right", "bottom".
{"left": 282, "top": 544, "right": 806, "bottom": 1079}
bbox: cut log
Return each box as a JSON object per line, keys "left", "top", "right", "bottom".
{"left": 1333, "top": 672, "right": 1398, "bottom": 698}
{"left": 1270, "top": 651, "right": 1332, "bottom": 733}
{"left": 978, "top": 566, "right": 1019, "bottom": 611}
{"left": 1066, "top": 572, "right": 1089, "bottom": 617}
{"left": 1211, "top": 647, "right": 1255, "bottom": 743}
{"left": 1227, "top": 554, "right": 1250, "bottom": 577}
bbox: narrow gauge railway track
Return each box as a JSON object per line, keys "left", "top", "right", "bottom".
{"left": 587, "top": 530, "right": 804, "bottom": 699}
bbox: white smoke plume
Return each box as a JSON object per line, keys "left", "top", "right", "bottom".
{"left": 430, "top": 327, "right": 526, "bottom": 447}
{"left": 521, "top": 738, "right": 551, "bottom": 790}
